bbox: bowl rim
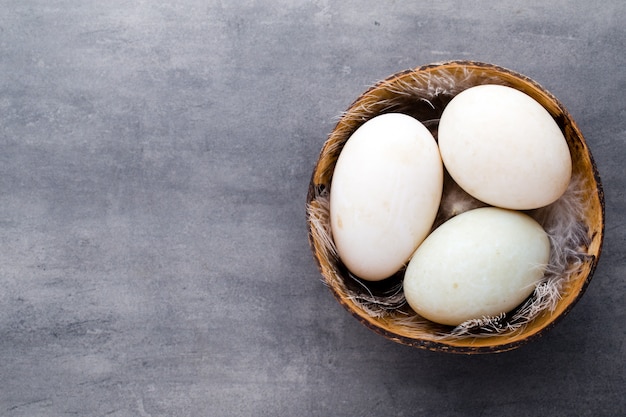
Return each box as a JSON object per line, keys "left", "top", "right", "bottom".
{"left": 306, "top": 60, "right": 605, "bottom": 354}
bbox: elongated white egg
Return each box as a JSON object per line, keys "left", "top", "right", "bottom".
{"left": 403, "top": 207, "right": 551, "bottom": 326}
{"left": 438, "top": 84, "right": 572, "bottom": 210}
{"left": 330, "top": 113, "right": 443, "bottom": 281}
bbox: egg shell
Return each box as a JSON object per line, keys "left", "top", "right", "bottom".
{"left": 438, "top": 84, "right": 572, "bottom": 210}
{"left": 403, "top": 207, "right": 551, "bottom": 326}
{"left": 330, "top": 113, "right": 443, "bottom": 281}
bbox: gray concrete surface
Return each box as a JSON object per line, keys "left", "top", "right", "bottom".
{"left": 0, "top": 1, "right": 624, "bottom": 416}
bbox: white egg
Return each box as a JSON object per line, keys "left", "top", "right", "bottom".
{"left": 438, "top": 84, "right": 572, "bottom": 210}
{"left": 403, "top": 207, "right": 550, "bottom": 326}
{"left": 330, "top": 113, "right": 443, "bottom": 281}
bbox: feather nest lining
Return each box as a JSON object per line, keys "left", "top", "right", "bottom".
{"left": 307, "top": 66, "right": 592, "bottom": 339}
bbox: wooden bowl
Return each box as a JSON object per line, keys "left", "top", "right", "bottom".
{"left": 306, "top": 61, "right": 604, "bottom": 354}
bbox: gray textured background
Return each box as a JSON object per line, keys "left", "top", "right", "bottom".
{"left": 1, "top": 1, "right": 624, "bottom": 416}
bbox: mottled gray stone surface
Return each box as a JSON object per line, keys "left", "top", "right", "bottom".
{"left": 0, "top": 1, "right": 624, "bottom": 416}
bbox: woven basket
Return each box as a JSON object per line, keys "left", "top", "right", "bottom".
{"left": 306, "top": 61, "right": 604, "bottom": 354}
